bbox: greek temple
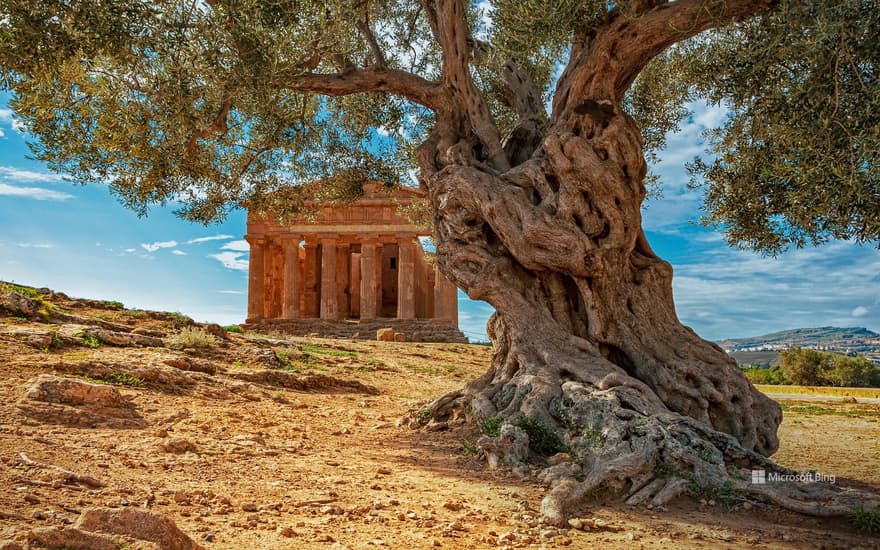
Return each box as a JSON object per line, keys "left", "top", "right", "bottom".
{"left": 243, "top": 183, "right": 465, "bottom": 342}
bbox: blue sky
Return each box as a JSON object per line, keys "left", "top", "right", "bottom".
{"left": 1, "top": 96, "right": 877, "bottom": 342}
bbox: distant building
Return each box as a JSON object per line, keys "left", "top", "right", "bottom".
{"left": 243, "top": 183, "right": 465, "bottom": 342}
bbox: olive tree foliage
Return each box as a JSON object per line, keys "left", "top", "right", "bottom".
{"left": 1, "top": 0, "right": 878, "bottom": 524}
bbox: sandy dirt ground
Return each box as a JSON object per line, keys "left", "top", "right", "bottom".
{"left": 0, "top": 287, "right": 878, "bottom": 549}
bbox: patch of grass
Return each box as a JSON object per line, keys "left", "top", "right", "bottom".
{"left": 684, "top": 476, "right": 743, "bottom": 507}
{"left": 849, "top": 505, "right": 880, "bottom": 533}
{"left": 0, "top": 282, "right": 41, "bottom": 300}
{"left": 406, "top": 364, "right": 439, "bottom": 375}
{"left": 166, "top": 327, "right": 215, "bottom": 349}
{"left": 778, "top": 402, "right": 880, "bottom": 419}
{"left": 301, "top": 343, "right": 356, "bottom": 358}
{"left": 105, "top": 300, "right": 124, "bottom": 310}
{"left": 81, "top": 334, "right": 102, "bottom": 348}
{"left": 418, "top": 407, "right": 432, "bottom": 424}
{"left": 461, "top": 440, "right": 480, "bottom": 456}
{"left": 224, "top": 325, "right": 244, "bottom": 334}
{"left": 8, "top": 316, "right": 29, "bottom": 323}
{"left": 103, "top": 372, "right": 144, "bottom": 387}
{"left": 63, "top": 352, "right": 90, "bottom": 361}
{"left": 479, "top": 416, "right": 502, "bottom": 437}
{"left": 515, "top": 416, "right": 569, "bottom": 456}
{"left": 756, "top": 384, "right": 880, "bottom": 399}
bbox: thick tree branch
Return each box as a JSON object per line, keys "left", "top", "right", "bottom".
{"left": 553, "top": 0, "right": 775, "bottom": 121}
{"left": 279, "top": 66, "right": 445, "bottom": 111}
{"left": 186, "top": 96, "right": 232, "bottom": 153}
{"left": 356, "top": 19, "right": 387, "bottom": 67}
{"left": 434, "top": 0, "right": 510, "bottom": 171}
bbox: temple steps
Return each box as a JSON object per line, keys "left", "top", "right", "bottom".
{"left": 243, "top": 318, "right": 468, "bottom": 343}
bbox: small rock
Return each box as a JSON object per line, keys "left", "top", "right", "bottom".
{"left": 376, "top": 328, "right": 394, "bottom": 342}
{"left": 376, "top": 466, "right": 392, "bottom": 475}
{"left": 442, "top": 501, "right": 463, "bottom": 512}
{"left": 279, "top": 527, "right": 297, "bottom": 538}
{"left": 742, "top": 501, "right": 753, "bottom": 510}
{"left": 567, "top": 518, "right": 582, "bottom": 530}
{"left": 204, "top": 533, "right": 214, "bottom": 542}
{"left": 241, "top": 502, "right": 258, "bottom": 512}
{"left": 541, "top": 529, "right": 558, "bottom": 538}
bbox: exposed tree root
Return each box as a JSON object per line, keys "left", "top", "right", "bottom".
{"left": 420, "top": 334, "right": 880, "bottom": 526}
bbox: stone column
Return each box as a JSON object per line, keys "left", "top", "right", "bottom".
{"left": 434, "top": 264, "right": 458, "bottom": 324}
{"left": 263, "top": 239, "right": 278, "bottom": 319}
{"left": 336, "top": 243, "right": 350, "bottom": 319}
{"left": 350, "top": 252, "right": 361, "bottom": 318}
{"left": 397, "top": 238, "right": 415, "bottom": 319}
{"left": 320, "top": 238, "right": 338, "bottom": 319}
{"left": 359, "top": 241, "right": 377, "bottom": 319}
{"left": 245, "top": 236, "right": 265, "bottom": 322}
{"left": 303, "top": 241, "right": 319, "bottom": 318}
{"left": 282, "top": 236, "right": 301, "bottom": 319}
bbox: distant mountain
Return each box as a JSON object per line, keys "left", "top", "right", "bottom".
{"left": 717, "top": 327, "right": 880, "bottom": 366}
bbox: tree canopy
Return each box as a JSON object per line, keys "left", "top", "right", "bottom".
{"left": 0, "top": 0, "right": 876, "bottom": 252}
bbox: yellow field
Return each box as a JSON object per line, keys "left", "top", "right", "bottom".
{"left": 755, "top": 384, "right": 880, "bottom": 399}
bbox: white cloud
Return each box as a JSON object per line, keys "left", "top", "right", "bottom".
{"left": 141, "top": 240, "right": 178, "bottom": 253}
{"left": 186, "top": 234, "right": 234, "bottom": 244}
{"left": 209, "top": 252, "right": 249, "bottom": 271}
{"left": 221, "top": 239, "right": 249, "bottom": 252}
{"left": 0, "top": 128, "right": 5, "bottom": 138}
{"left": 124, "top": 248, "right": 136, "bottom": 253}
{"left": 218, "top": 290, "right": 243, "bottom": 294}
{"left": 0, "top": 183, "right": 73, "bottom": 201}
{"left": 852, "top": 306, "right": 869, "bottom": 317}
{"left": 16, "top": 242, "right": 53, "bottom": 249}
{"left": 0, "top": 166, "right": 65, "bottom": 183}
{"left": 0, "top": 110, "right": 27, "bottom": 133}
{"left": 171, "top": 250, "right": 187, "bottom": 256}
{"left": 376, "top": 126, "right": 392, "bottom": 137}
{"left": 0, "top": 109, "right": 13, "bottom": 123}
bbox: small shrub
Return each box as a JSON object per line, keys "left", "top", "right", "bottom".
{"left": 224, "top": 325, "right": 244, "bottom": 334}
{"left": 479, "top": 416, "right": 502, "bottom": 437}
{"left": 514, "top": 416, "right": 569, "bottom": 456}
{"left": 166, "top": 327, "right": 216, "bottom": 349}
{"left": 81, "top": 334, "right": 102, "bottom": 348}
{"left": 104, "top": 372, "right": 144, "bottom": 387}
{"left": 849, "top": 505, "right": 880, "bottom": 533}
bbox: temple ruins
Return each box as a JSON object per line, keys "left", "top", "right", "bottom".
{"left": 243, "top": 183, "right": 466, "bottom": 342}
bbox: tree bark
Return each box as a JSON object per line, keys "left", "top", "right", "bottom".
{"left": 418, "top": 103, "right": 879, "bottom": 525}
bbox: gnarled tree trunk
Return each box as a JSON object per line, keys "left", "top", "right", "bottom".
{"left": 417, "top": 105, "right": 877, "bottom": 525}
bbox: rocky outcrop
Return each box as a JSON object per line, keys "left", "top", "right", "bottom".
{"left": 17, "top": 374, "right": 143, "bottom": 428}
{"left": 28, "top": 507, "right": 202, "bottom": 550}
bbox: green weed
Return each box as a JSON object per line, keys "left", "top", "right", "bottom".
{"left": 849, "top": 505, "right": 880, "bottom": 533}
{"left": 515, "top": 416, "right": 569, "bottom": 456}
{"left": 104, "top": 372, "right": 144, "bottom": 387}
{"left": 479, "top": 416, "right": 502, "bottom": 437}
{"left": 81, "top": 334, "right": 102, "bottom": 348}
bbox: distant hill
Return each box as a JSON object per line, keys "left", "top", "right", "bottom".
{"left": 717, "top": 327, "right": 880, "bottom": 366}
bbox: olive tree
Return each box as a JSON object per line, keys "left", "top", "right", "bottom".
{"left": 1, "top": 0, "right": 877, "bottom": 524}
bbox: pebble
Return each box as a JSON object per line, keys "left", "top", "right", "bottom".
{"left": 203, "top": 534, "right": 214, "bottom": 542}
{"left": 376, "top": 466, "right": 392, "bottom": 475}
{"left": 241, "top": 502, "right": 258, "bottom": 512}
